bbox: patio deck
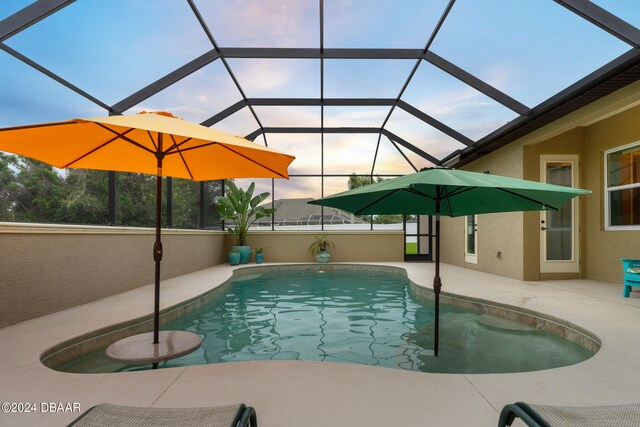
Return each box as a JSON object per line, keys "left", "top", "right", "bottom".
{"left": 1, "top": 262, "right": 639, "bottom": 427}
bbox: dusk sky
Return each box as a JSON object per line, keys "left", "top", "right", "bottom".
{"left": 0, "top": 0, "right": 637, "bottom": 199}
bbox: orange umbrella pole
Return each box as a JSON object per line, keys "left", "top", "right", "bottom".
{"left": 153, "top": 135, "right": 164, "bottom": 345}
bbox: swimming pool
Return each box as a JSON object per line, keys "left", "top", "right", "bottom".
{"left": 53, "top": 265, "right": 596, "bottom": 374}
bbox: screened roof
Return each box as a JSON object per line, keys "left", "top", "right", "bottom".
{"left": 1, "top": 0, "right": 639, "bottom": 198}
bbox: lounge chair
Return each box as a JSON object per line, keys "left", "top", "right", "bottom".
{"left": 67, "top": 403, "right": 257, "bottom": 427}
{"left": 498, "top": 401, "right": 640, "bottom": 426}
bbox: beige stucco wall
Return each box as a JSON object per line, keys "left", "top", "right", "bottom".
{"left": 583, "top": 105, "right": 640, "bottom": 283}
{"left": 0, "top": 223, "right": 226, "bottom": 328}
{"left": 441, "top": 142, "right": 525, "bottom": 280}
{"left": 224, "top": 231, "right": 404, "bottom": 263}
{"left": 450, "top": 81, "right": 640, "bottom": 283}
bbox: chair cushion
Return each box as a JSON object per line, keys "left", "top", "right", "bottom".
{"left": 68, "top": 403, "right": 243, "bottom": 427}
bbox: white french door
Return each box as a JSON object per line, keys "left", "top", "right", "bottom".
{"left": 540, "top": 155, "right": 580, "bottom": 273}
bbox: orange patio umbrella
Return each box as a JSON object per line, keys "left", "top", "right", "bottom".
{"left": 0, "top": 111, "right": 294, "bottom": 363}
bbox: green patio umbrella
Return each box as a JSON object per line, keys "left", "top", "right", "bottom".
{"left": 309, "top": 167, "right": 591, "bottom": 356}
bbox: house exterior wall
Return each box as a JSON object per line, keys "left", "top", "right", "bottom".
{"left": 441, "top": 142, "right": 525, "bottom": 280}
{"left": 583, "top": 105, "right": 640, "bottom": 283}
{"left": 447, "top": 80, "right": 640, "bottom": 284}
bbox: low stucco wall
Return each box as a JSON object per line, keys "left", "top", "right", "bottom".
{"left": 0, "top": 223, "right": 227, "bottom": 328}
{"left": 224, "top": 231, "right": 405, "bottom": 263}
{"left": 1, "top": 225, "right": 405, "bottom": 328}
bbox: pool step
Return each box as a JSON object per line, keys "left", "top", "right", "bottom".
{"left": 476, "top": 314, "right": 539, "bottom": 333}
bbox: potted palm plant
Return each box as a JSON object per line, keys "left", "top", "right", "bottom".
{"left": 308, "top": 235, "right": 335, "bottom": 263}
{"left": 215, "top": 180, "right": 275, "bottom": 264}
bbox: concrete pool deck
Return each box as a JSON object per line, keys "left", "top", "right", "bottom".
{"left": 1, "top": 262, "right": 640, "bottom": 426}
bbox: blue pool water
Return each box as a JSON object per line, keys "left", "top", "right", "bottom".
{"left": 56, "top": 267, "right": 594, "bottom": 374}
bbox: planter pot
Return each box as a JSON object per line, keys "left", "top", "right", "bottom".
{"left": 228, "top": 252, "right": 240, "bottom": 265}
{"left": 233, "top": 245, "right": 251, "bottom": 264}
{"left": 315, "top": 251, "right": 331, "bottom": 263}
{"left": 255, "top": 253, "right": 264, "bottom": 264}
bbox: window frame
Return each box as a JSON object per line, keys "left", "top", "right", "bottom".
{"left": 604, "top": 141, "right": 640, "bottom": 231}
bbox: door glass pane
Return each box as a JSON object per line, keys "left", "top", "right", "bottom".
{"left": 466, "top": 215, "right": 476, "bottom": 255}
{"left": 405, "top": 215, "right": 429, "bottom": 256}
{"left": 417, "top": 215, "right": 431, "bottom": 256}
{"left": 545, "top": 162, "right": 572, "bottom": 261}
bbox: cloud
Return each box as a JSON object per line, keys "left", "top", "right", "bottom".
{"left": 129, "top": 61, "right": 242, "bottom": 123}
{"left": 228, "top": 58, "right": 319, "bottom": 98}
{"left": 266, "top": 134, "right": 321, "bottom": 174}
{"left": 385, "top": 108, "right": 467, "bottom": 161}
{"left": 196, "top": 0, "right": 318, "bottom": 48}
{"left": 254, "top": 106, "right": 320, "bottom": 127}
{"left": 324, "top": 107, "right": 389, "bottom": 127}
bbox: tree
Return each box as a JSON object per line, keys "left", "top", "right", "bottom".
{"left": 171, "top": 178, "right": 200, "bottom": 229}
{"left": 203, "top": 180, "right": 224, "bottom": 229}
{"left": 56, "top": 169, "right": 109, "bottom": 224}
{"left": 0, "top": 152, "right": 226, "bottom": 229}
{"left": 115, "top": 172, "right": 161, "bottom": 227}
{"left": 346, "top": 173, "right": 405, "bottom": 224}
{"left": 348, "top": 174, "right": 374, "bottom": 190}
{"left": 0, "top": 153, "right": 18, "bottom": 221}
{"left": 12, "top": 157, "right": 65, "bottom": 222}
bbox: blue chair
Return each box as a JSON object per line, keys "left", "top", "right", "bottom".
{"left": 621, "top": 258, "right": 640, "bottom": 298}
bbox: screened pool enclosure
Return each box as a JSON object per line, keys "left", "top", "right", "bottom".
{"left": 0, "top": 0, "right": 638, "bottom": 235}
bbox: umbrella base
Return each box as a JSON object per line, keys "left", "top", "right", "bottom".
{"left": 105, "top": 331, "right": 201, "bottom": 365}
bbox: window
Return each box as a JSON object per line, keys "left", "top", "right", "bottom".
{"left": 605, "top": 142, "right": 640, "bottom": 229}
{"left": 465, "top": 215, "right": 477, "bottom": 264}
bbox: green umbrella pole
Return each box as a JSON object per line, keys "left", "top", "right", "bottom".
{"left": 434, "top": 199, "right": 442, "bottom": 357}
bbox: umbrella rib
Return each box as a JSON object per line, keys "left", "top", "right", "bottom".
{"left": 62, "top": 128, "right": 136, "bottom": 168}
{"left": 0, "top": 120, "right": 77, "bottom": 132}
{"left": 164, "top": 136, "right": 194, "bottom": 154}
{"left": 168, "top": 142, "right": 287, "bottom": 178}
{"left": 442, "top": 186, "right": 476, "bottom": 214}
{"left": 496, "top": 187, "right": 560, "bottom": 210}
{"left": 218, "top": 144, "right": 286, "bottom": 178}
{"left": 442, "top": 186, "right": 476, "bottom": 199}
{"left": 166, "top": 141, "right": 217, "bottom": 154}
{"left": 404, "top": 187, "right": 436, "bottom": 201}
{"left": 405, "top": 186, "right": 477, "bottom": 214}
{"left": 115, "top": 132, "right": 157, "bottom": 155}
{"left": 94, "top": 123, "right": 156, "bottom": 156}
{"left": 354, "top": 189, "right": 404, "bottom": 215}
{"left": 169, "top": 135, "right": 195, "bottom": 181}
{"left": 147, "top": 130, "right": 159, "bottom": 152}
